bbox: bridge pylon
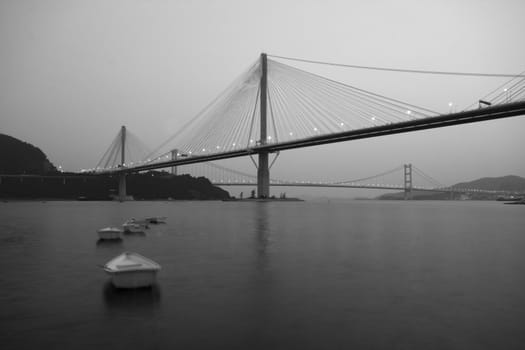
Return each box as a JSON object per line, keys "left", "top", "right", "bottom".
{"left": 171, "top": 149, "right": 178, "bottom": 175}
{"left": 404, "top": 163, "right": 412, "bottom": 200}
{"left": 257, "top": 53, "right": 270, "bottom": 198}
{"left": 117, "top": 125, "right": 129, "bottom": 202}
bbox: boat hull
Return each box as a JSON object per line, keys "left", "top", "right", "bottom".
{"left": 103, "top": 252, "right": 161, "bottom": 289}
{"left": 106, "top": 270, "right": 158, "bottom": 288}
{"left": 97, "top": 229, "right": 122, "bottom": 240}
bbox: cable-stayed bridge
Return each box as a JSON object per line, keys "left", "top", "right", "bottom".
{"left": 89, "top": 53, "right": 525, "bottom": 200}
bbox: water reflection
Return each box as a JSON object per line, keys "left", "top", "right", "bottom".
{"left": 96, "top": 238, "right": 123, "bottom": 246}
{"left": 102, "top": 281, "right": 161, "bottom": 312}
{"left": 123, "top": 231, "right": 146, "bottom": 237}
{"left": 254, "top": 203, "right": 270, "bottom": 271}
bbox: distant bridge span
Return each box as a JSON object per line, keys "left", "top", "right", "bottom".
{"left": 210, "top": 181, "right": 507, "bottom": 195}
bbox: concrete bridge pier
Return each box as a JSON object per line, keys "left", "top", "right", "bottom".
{"left": 256, "top": 53, "right": 270, "bottom": 198}
{"left": 257, "top": 152, "right": 270, "bottom": 198}
{"left": 171, "top": 149, "right": 178, "bottom": 175}
{"left": 118, "top": 173, "right": 127, "bottom": 202}
{"left": 116, "top": 125, "right": 132, "bottom": 201}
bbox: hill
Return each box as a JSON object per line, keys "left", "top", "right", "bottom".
{"left": 453, "top": 175, "right": 525, "bottom": 193}
{"left": 0, "top": 134, "right": 229, "bottom": 200}
{"left": 0, "top": 134, "right": 57, "bottom": 174}
{"left": 377, "top": 175, "right": 525, "bottom": 200}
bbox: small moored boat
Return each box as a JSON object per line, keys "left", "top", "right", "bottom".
{"left": 97, "top": 227, "right": 123, "bottom": 240}
{"left": 122, "top": 222, "right": 147, "bottom": 234}
{"left": 144, "top": 216, "right": 167, "bottom": 224}
{"left": 103, "top": 252, "right": 161, "bottom": 288}
{"left": 128, "top": 217, "right": 167, "bottom": 225}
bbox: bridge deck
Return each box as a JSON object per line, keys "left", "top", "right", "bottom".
{"left": 123, "top": 101, "right": 525, "bottom": 173}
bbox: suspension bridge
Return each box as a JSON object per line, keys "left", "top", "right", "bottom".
{"left": 169, "top": 162, "right": 516, "bottom": 200}
{"left": 88, "top": 53, "right": 525, "bottom": 200}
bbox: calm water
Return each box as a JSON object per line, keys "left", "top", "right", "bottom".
{"left": 0, "top": 200, "right": 524, "bottom": 349}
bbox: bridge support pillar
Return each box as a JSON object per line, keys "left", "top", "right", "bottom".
{"left": 116, "top": 125, "right": 131, "bottom": 201}
{"left": 404, "top": 163, "right": 412, "bottom": 200}
{"left": 257, "top": 152, "right": 270, "bottom": 198}
{"left": 118, "top": 173, "right": 127, "bottom": 202}
{"left": 256, "top": 53, "right": 270, "bottom": 198}
{"left": 171, "top": 149, "right": 178, "bottom": 175}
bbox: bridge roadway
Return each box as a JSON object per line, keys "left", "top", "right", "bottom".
{"left": 213, "top": 181, "right": 443, "bottom": 192}
{"left": 121, "top": 101, "right": 525, "bottom": 174}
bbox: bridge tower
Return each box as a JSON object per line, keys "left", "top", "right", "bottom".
{"left": 257, "top": 53, "right": 270, "bottom": 198}
{"left": 171, "top": 149, "right": 178, "bottom": 175}
{"left": 118, "top": 125, "right": 127, "bottom": 201}
{"left": 404, "top": 163, "right": 412, "bottom": 200}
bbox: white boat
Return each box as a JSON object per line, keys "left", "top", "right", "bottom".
{"left": 103, "top": 252, "right": 161, "bottom": 288}
{"left": 122, "top": 221, "right": 147, "bottom": 233}
{"left": 97, "top": 227, "right": 123, "bottom": 240}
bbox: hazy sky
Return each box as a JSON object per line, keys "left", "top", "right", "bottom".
{"left": 1, "top": 0, "right": 524, "bottom": 196}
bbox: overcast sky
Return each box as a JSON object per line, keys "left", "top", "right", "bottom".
{"left": 1, "top": 0, "right": 524, "bottom": 196}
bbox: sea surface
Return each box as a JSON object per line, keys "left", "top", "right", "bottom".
{"left": 0, "top": 200, "right": 524, "bottom": 349}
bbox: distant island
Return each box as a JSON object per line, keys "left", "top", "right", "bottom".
{"left": 377, "top": 175, "right": 525, "bottom": 200}
{"left": 0, "top": 133, "right": 229, "bottom": 200}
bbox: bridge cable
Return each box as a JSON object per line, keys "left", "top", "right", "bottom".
{"left": 271, "top": 59, "right": 439, "bottom": 116}
{"left": 144, "top": 59, "right": 260, "bottom": 162}
{"left": 95, "top": 132, "right": 120, "bottom": 170}
{"left": 462, "top": 69, "right": 525, "bottom": 110}
{"left": 332, "top": 165, "right": 404, "bottom": 185}
{"left": 412, "top": 166, "right": 444, "bottom": 188}
{"left": 272, "top": 62, "right": 419, "bottom": 131}
{"left": 268, "top": 54, "right": 525, "bottom": 78}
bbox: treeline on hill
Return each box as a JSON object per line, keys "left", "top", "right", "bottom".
{"left": 0, "top": 172, "right": 229, "bottom": 200}
{"left": 0, "top": 134, "right": 229, "bottom": 200}
{"left": 0, "top": 133, "right": 57, "bottom": 174}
